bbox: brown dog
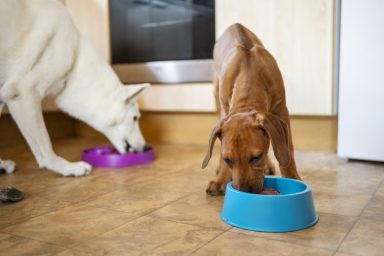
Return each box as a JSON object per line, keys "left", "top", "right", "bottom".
{"left": 202, "top": 23, "right": 301, "bottom": 196}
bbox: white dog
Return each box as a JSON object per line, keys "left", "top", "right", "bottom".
{"left": 0, "top": 0, "right": 149, "bottom": 176}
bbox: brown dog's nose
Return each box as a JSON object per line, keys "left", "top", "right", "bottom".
{"left": 233, "top": 178, "right": 264, "bottom": 194}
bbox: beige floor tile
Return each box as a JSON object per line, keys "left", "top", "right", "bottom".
{"left": 146, "top": 171, "right": 209, "bottom": 193}
{"left": 361, "top": 198, "right": 384, "bottom": 221}
{"left": 231, "top": 212, "right": 356, "bottom": 251}
{"left": 0, "top": 232, "right": 65, "bottom": 256}
{"left": 84, "top": 172, "right": 206, "bottom": 215}
{"left": 150, "top": 192, "right": 231, "bottom": 230}
{"left": 3, "top": 204, "right": 134, "bottom": 247}
{"left": 1, "top": 169, "right": 119, "bottom": 207}
{"left": 361, "top": 182, "right": 384, "bottom": 221}
{"left": 303, "top": 165, "right": 384, "bottom": 196}
{"left": 0, "top": 194, "right": 73, "bottom": 229}
{"left": 192, "top": 231, "right": 333, "bottom": 256}
{"left": 375, "top": 182, "right": 384, "bottom": 196}
{"left": 333, "top": 253, "right": 358, "bottom": 256}
{"left": 83, "top": 182, "right": 187, "bottom": 216}
{"left": 0, "top": 167, "right": 68, "bottom": 193}
{"left": 88, "top": 164, "right": 169, "bottom": 185}
{"left": 1, "top": 139, "right": 384, "bottom": 255}
{"left": 74, "top": 215, "right": 222, "bottom": 256}
{"left": 141, "top": 143, "right": 207, "bottom": 173}
{"left": 313, "top": 191, "right": 371, "bottom": 217}
{"left": 88, "top": 144, "right": 212, "bottom": 185}
{"left": 294, "top": 151, "right": 338, "bottom": 173}
{"left": 338, "top": 217, "right": 384, "bottom": 256}
{"left": 55, "top": 249, "right": 95, "bottom": 256}
{"left": 23, "top": 176, "right": 121, "bottom": 204}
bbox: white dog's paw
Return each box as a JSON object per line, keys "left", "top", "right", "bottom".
{"left": 61, "top": 161, "right": 93, "bottom": 177}
{"left": 43, "top": 157, "right": 92, "bottom": 177}
{"left": 0, "top": 159, "right": 16, "bottom": 174}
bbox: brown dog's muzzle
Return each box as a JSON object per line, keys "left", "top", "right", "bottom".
{"left": 232, "top": 173, "right": 265, "bottom": 193}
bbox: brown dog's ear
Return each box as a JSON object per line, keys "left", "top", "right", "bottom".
{"left": 202, "top": 123, "right": 222, "bottom": 169}
{"left": 256, "top": 113, "right": 291, "bottom": 168}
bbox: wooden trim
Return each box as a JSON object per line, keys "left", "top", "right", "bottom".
{"left": 74, "top": 113, "right": 338, "bottom": 152}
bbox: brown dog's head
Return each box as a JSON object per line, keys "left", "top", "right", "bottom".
{"left": 202, "top": 112, "right": 291, "bottom": 193}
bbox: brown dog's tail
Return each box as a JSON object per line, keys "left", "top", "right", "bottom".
{"left": 231, "top": 23, "right": 264, "bottom": 50}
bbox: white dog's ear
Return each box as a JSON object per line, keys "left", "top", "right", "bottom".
{"left": 121, "top": 83, "right": 150, "bottom": 103}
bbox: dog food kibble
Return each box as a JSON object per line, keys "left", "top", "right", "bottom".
{"left": 260, "top": 189, "right": 280, "bottom": 195}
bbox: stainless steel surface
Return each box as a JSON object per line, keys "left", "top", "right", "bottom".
{"left": 112, "top": 59, "right": 213, "bottom": 84}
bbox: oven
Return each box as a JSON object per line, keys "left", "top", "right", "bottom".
{"left": 109, "top": 0, "right": 215, "bottom": 84}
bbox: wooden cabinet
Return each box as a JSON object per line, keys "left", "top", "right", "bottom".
{"left": 64, "top": 0, "right": 110, "bottom": 62}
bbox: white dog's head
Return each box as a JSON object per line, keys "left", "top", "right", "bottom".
{"left": 98, "top": 83, "right": 149, "bottom": 154}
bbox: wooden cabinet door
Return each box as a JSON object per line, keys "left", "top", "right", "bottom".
{"left": 216, "top": 0, "right": 335, "bottom": 115}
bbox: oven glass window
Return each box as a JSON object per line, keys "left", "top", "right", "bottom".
{"left": 110, "top": 0, "right": 215, "bottom": 64}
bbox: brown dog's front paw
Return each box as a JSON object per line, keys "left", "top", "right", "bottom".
{"left": 206, "top": 180, "right": 227, "bottom": 196}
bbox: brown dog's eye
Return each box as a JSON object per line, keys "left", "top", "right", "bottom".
{"left": 133, "top": 116, "right": 138, "bottom": 122}
{"left": 249, "top": 155, "right": 262, "bottom": 165}
{"left": 223, "top": 157, "right": 233, "bottom": 168}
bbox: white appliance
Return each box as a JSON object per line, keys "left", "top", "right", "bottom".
{"left": 338, "top": 0, "right": 384, "bottom": 161}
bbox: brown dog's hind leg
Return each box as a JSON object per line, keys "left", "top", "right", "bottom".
{"left": 206, "top": 157, "right": 231, "bottom": 196}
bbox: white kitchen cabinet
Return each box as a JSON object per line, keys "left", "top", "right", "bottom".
{"left": 216, "top": 0, "right": 335, "bottom": 115}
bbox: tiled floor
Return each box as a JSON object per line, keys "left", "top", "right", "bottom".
{"left": 1, "top": 138, "right": 384, "bottom": 256}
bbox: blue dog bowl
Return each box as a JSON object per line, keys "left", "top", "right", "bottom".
{"left": 221, "top": 176, "right": 318, "bottom": 232}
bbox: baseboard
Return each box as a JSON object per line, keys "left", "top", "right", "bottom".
{"left": 0, "top": 112, "right": 76, "bottom": 148}
{"left": 1, "top": 110, "right": 336, "bottom": 152}
{"left": 75, "top": 112, "right": 338, "bottom": 152}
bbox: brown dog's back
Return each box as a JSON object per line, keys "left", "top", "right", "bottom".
{"left": 214, "top": 23, "right": 263, "bottom": 59}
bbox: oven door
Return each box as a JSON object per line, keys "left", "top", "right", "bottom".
{"left": 109, "top": 0, "right": 215, "bottom": 84}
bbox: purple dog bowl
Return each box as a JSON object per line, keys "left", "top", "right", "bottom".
{"left": 82, "top": 145, "right": 155, "bottom": 168}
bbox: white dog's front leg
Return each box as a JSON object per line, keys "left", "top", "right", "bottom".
{"left": 6, "top": 93, "right": 92, "bottom": 176}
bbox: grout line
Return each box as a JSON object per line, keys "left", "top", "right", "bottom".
{"left": 226, "top": 225, "right": 336, "bottom": 253}
{"left": 220, "top": 207, "right": 370, "bottom": 253}
{"left": 189, "top": 227, "right": 335, "bottom": 255}
{"left": 66, "top": 213, "right": 147, "bottom": 252}
{"left": 331, "top": 177, "right": 384, "bottom": 255}
{"left": 67, "top": 194, "right": 210, "bottom": 252}
{"left": 0, "top": 199, "right": 78, "bottom": 231}
{"left": 141, "top": 193, "right": 192, "bottom": 216}
{"left": 152, "top": 216, "right": 232, "bottom": 233}
{"left": 0, "top": 231, "right": 69, "bottom": 251}
{"left": 187, "top": 229, "right": 228, "bottom": 256}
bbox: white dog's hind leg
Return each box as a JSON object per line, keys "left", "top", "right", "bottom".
{"left": 6, "top": 90, "right": 92, "bottom": 176}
